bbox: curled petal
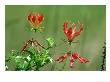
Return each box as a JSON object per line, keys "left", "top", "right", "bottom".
{"left": 78, "top": 20, "right": 84, "bottom": 29}
{"left": 79, "top": 57, "right": 89, "bottom": 63}
{"left": 79, "top": 25, "right": 83, "bottom": 32}
{"left": 64, "top": 53, "right": 70, "bottom": 58}
{"left": 28, "top": 14, "right": 31, "bottom": 21}
{"left": 75, "top": 28, "right": 83, "bottom": 37}
{"left": 37, "top": 15, "right": 44, "bottom": 24}
{"left": 72, "top": 22, "right": 77, "bottom": 33}
{"left": 67, "top": 27, "right": 73, "bottom": 36}
{"left": 56, "top": 54, "right": 69, "bottom": 63}
{"left": 56, "top": 56, "right": 65, "bottom": 63}
{"left": 63, "top": 22, "right": 68, "bottom": 34}
{"left": 32, "top": 15, "right": 36, "bottom": 23}
{"left": 75, "top": 20, "right": 84, "bottom": 36}
{"left": 70, "top": 58, "right": 74, "bottom": 68}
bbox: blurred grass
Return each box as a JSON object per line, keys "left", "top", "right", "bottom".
{"left": 5, "top": 5, "right": 106, "bottom": 71}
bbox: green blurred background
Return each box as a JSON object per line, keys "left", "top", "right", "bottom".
{"left": 5, "top": 5, "right": 106, "bottom": 71}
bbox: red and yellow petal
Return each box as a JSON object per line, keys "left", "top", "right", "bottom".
{"left": 78, "top": 57, "right": 89, "bottom": 63}
{"left": 70, "top": 58, "right": 74, "bottom": 68}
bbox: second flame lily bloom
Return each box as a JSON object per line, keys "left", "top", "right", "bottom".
{"left": 63, "top": 20, "right": 84, "bottom": 43}
{"left": 56, "top": 52, "right": 89, "bottom": 68}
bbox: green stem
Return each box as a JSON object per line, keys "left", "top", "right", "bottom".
{"left": 61, "top": 42, "right": 72, "bottom": 70}
{"left": 50, "top": 45, "right": 56, "bottom": 71}
{"left": 61, "top": 59, "right": 67, "bottom": 71}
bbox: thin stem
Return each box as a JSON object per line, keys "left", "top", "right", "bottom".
{"left": 34, "top": 40, "right": 45, "bottom": 49}
{"left": 21, "top": 40, "right": 32, "bottom": 52}
{"left": 50, "top": 43, "right": 56, "bottom": 71}
{"left": 61, "top": 44, "right": 72, "bottom": 70}
{"left": 61, "top": 59, "right": 67, "bottom": 71}
{"left": 21, "top": 38, "right": 45, "bottom": 52}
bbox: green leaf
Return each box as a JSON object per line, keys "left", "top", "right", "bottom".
{"left": 46, "top": 37, "right": 55, "bottom": 48}
{"left": 31, "top": 26, "right": 44, "bottom": 33}
{"left": 6, "top": 40, "right": 54, "bottom": 71}
{"left": 42, "top": 49, "right": 49, "bottom": 54}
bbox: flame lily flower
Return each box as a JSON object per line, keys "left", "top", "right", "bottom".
{"left": 28, "top": 12, "right": 44, "bottom": 30}
{"left": 56, "top": 52, "right": 89, "bottom": 68}
{"left": 63, "top": 20, "right": 84, "bottom": 43}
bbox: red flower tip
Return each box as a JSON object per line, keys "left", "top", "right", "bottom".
{"left": 27, "top": 12, "right": 44, "bottom": 29}
{"left": 63, "top": 20, "right": 84, "bottom": 42}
